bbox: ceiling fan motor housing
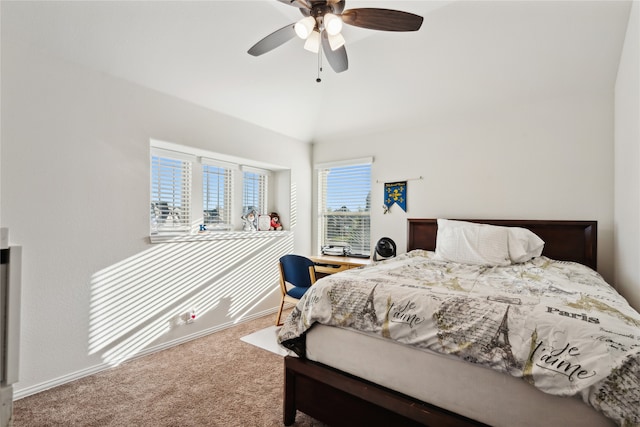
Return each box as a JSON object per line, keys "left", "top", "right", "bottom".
{"left": 301, "top": 2, "right": 343, "bottom": 33}
{"left": 300, "top": 1, "right": 345, "bottom": 17}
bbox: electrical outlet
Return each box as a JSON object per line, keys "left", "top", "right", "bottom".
{"left": 170, "top": 309, "right": 197, "bottom": 328}
{"left": 186, "top": 309, "right": 196, "bottom": 324}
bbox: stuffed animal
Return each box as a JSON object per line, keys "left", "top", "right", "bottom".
{"left": 242, "top": 210, "right": 258, "bottom": 231}
{"left": 269, "top": 212, "right": 283, "bottom": 231}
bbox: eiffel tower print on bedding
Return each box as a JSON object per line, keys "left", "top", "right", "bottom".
{"left": 278, "top": 250, "right": 640, "bottom": 426}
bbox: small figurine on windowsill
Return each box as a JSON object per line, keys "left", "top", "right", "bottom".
{"left": 242, "top": 210, "right": 258, "bottom": 232}
{"left": 270, "top": 212, "right": 283, "bottom": 231}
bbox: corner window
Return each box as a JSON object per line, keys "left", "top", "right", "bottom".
{"left": 150, "top": 143, "right": 282, "bottom": 239}
{"left": 317, "top": 159, "right": 372, "bottom": 257}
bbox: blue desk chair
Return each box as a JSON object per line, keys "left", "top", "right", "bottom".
{"left": 275, "top": 254, "right": 317, "bottom": 326}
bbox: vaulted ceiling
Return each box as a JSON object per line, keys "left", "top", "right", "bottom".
{"left": 2, "top": 1, "right": 632, "bottom": 142}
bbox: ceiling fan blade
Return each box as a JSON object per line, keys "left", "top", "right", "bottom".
{"left": 321, "top": 31, "right": 348, "bottom": 73}
{"left": 277, "top": 0, "right": 311, "bottom": 9}
{"left": 341, "top": 8, "right": 424, "bottom": 32}
{"left": 248, "top": 24, "right": 297, "bottom": 56}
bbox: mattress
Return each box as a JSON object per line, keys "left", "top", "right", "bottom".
{"left": 306, "top": 324, "right": 615, "bottom": 427}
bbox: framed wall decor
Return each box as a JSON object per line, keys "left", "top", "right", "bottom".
{"left": 258, "top": 214, "right": 271, "bottom": 231}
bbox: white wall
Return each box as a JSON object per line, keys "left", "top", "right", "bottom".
{"left": 614, "top": 1, "right": 640, "bottom": 311}
{"left": 0, "top": 40, "right": 312, "bottom": 396}
{"left": 314, "top": 92, "right": 616, "bottom": 288}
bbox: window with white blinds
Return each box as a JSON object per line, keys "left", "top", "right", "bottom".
{"left": 242, "top": 169, "right": 268, "bottom": 216}
{"left": 317, "top": 160, "right": 372, "bottom": 256}
{"left": 150, "top": 144, "right": 279, "bottom": 238}
{"left": 151, "top": 155, "right": 192, "bottom": 233}
{"left": 203, "top": 164, "right": 233, "bottom": 228}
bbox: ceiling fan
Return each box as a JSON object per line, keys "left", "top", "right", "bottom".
{"left": 248, "top": 0, "right": 424, "bottom": 74}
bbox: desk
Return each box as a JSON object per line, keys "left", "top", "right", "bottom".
{"left": 310, "top": 255, "right": 371, "bottom": 277}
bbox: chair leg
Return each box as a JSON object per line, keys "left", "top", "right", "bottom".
{"left": 275, "top": 298, "right": 286, "bottom": 326}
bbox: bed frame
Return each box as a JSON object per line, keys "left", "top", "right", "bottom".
{"left": 283, "top": 219, "right": 598, "bottom": 427}
{"left": 407, "top": 219, "right": 597, "bottom": 271}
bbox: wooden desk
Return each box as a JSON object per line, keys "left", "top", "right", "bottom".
{"left": 310, "top": 255, "right": 371, "bottom": 277}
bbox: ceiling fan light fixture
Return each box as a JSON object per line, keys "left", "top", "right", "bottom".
{"left": 304, "top": 29, "right": 321, "bottom": 53}
{"left": 324, "top": 13, "right": 343, "bottom": 36}
{"left": 328, "top": 32, "right": 345, "bottom": 51}
{"left": 294, "top": 16, "right": 316, "bottom": 39}
{"left": 248, "top": 0, "right": 425, "bottom": 75}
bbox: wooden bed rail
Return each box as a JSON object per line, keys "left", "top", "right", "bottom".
{"left": 284, "top": 356, "right": 487, "bottom": 427}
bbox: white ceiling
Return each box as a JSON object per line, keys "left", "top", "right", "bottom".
{"left": 2, "top": 0, "right": 632, "bottom": 142}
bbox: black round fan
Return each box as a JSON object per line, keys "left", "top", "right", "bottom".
{"left": 373, "top": 237, "right": 396, "bottom": 261}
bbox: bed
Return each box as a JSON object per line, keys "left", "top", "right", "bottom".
{"left": 278, "top": 219, "right": 640, "bottom": 427}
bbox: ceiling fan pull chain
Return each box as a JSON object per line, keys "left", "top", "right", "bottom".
{"left": 316, "top": 48, "right": 323, "bottom": 83}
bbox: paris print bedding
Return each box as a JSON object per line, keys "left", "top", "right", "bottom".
{"left": 277, "top": 250, "right": 640, "bottom": 426}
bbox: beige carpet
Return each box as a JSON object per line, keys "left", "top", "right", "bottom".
{"left": 13, "top": 313, "right": 326, "bottom": 427}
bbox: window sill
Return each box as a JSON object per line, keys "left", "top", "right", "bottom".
{"left": 149, "top": 230, "right": 291, "bottom": 244}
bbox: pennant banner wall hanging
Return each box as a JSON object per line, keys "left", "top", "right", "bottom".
{"left": 384, "top": 181, "right": 407, "bottom": 212}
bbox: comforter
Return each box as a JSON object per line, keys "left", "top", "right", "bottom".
{"left": 278, "top": 250, "right": 640, "bottom": 426}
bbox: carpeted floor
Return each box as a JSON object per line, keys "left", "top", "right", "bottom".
{"left": 13, "top": 313, "right": 326, "bottom": 426}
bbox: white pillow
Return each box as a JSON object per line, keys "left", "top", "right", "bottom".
{"left": 507, "top": 227, "right": 545, "bottom": 263}
{"left": 435, "top": 219, "right": 511, "bottom": 266}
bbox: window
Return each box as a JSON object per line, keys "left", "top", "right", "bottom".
{"left": 202, "top": 162, "right": 233, "bottom": 229}
{"left": 151, "top": 154, "right": 193, "bottom": 233}
{"left": 317, "top": 159, "right": 372, "bottom": 256}
{"left": 242, "top": 168, "right": 268, "bottom": 217}
{"left": 150, "top": 143, "right": 282, "bottom": 239}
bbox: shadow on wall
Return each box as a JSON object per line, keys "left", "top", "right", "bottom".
{"left": 87, "top": 233, "right": 294, "bottom": 365}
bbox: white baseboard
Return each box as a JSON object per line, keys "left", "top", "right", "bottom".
{"left": 14, "top": 307, "right": 278, "bottom": 400}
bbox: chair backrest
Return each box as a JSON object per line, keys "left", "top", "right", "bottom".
{"left": 279, "top": 254, "right": 316, "bottom": 289}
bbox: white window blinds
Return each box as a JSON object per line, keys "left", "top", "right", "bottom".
{"left": 150, "top": 142, "right": 279, "bottom": 237}
{"left": 242, "top": 169, "right": 268, "bottom": 215}
{"left": 203, "top": 164, "right": 233, "bottom": 228}
{"left": 151, "top": 155, "right": 192, "bottom": 233}
{"left": 317, "top": 161, "right": 372, "bottom": 256}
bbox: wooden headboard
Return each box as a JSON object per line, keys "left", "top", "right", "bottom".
{"left": 407, "top": 219, "right": 598, "bottom": 271}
